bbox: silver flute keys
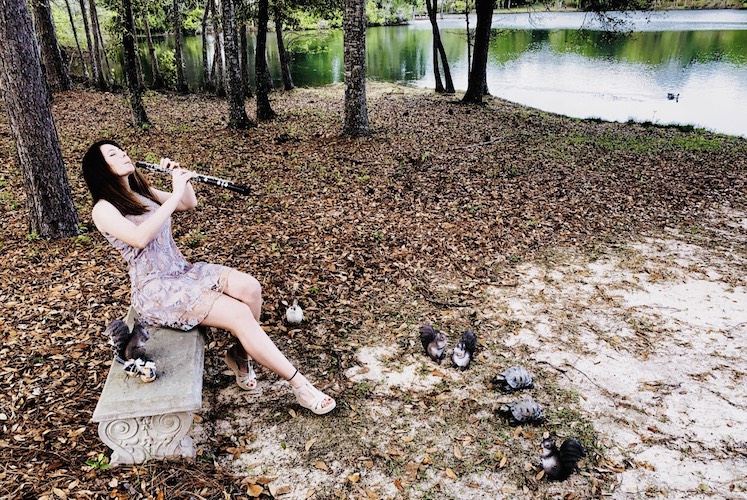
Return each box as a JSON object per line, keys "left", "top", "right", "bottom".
{"left": 134, "top": 161, "right": 250, "bottom": 195}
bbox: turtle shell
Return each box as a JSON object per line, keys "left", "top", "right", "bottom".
{"left": 505, "top": 396, "right": 543, "bottom": 423}
{"left": 498, "top": 365, "right": 534, "bottom": 391}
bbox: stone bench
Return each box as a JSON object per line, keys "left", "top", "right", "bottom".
{"left": 92, "top": 309, "right": 205, "bottom": 466}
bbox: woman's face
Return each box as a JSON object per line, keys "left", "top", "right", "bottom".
{"left": 100, "top": 144, "right": 134, "bottom": 178}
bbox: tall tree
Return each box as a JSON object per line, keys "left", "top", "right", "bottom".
{"left": 425, "top": 0, "right": 454, "bottom": 94}
{"left": 142, "top": 0, "right": 164, "bottom": 89}
{"left": 92, "top": 2, "right": 112, "bottom": 80}
{"left": 173, "top": 0, "right": 188, "bottom": 92}
{"left": 342, "top": 0, "right": 370, "bottom": 136}
{"left": 465, "top": 0, "right": 472, "bottom": 73}
{"left": 211, "top": 0, "right": 225, "bottom": 96}
{"left": 132, "top": 19, "right": 145, "bottom": 89}
{"left": 255, "top": 0, "right": 275, "bottom": 119}
{"left": 78, "top": 0, "right": 97, "bottom": 85}
{"left": 239, "top": 21, "right": 252, "bottom": 97}
{"left": 30, "top": 0, "right": 71, "bottom": 92}
{"left": 222, "top": 0, "right": 254, "bottom": 128}
{"left": 121, "top": 0, "right": 149, "bottom": 126}
{"left": 88, "top": 0, "right": 107, "bottom": 89}
{"left": 63, "top": 0, "right": 88, "bottom": 79}
{"left": 0, "top": 0, "right": 80, "bottom": 238}
{"left": 462, "top": 0, "right": 493, "bottom": 104}
{"left": 273, "top": 7, "right": 293, "bottom": 91}
{"left": 201, "top": 0, "right": 212, "bottom": 90}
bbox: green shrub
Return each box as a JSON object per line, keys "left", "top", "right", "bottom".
{"left": 156, "top": 48, "right": 177, "bottom": 88}
{"left": 183, "top": 7, "right": 204, "bottom": 33}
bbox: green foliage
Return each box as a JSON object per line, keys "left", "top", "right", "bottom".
{"left": 52, "top": 8, "right": 78, "bottom": 48}
{"left": 451, "top": 1, "right": 468, "bottom": 13}
{"left": 76, "top": 234, "right": 92, "bottom": 246}
{"left": 183, "top": 227, "right": 206, "bottom": 248}
{"left": 669, "top": 135, "right": 724, "bottom": 152}
{"left": 289, "top": 9, "right": 343, "bottom": 30}
{"left": 286, "top": 35, "right": 332, "bottom": 55}
{"left": 366, "top": 0, "right": 410, "bottom": 26}
{"left": 156, "top": 48, "right": 178, "bottom": 88}
{"left": 85, "top": 453, "right": 111, "bottom": 471}
{"left": 183, "top": 7, "right": 205, "bottom": 33}
{"left": 0, "top": 192, "right": 21, "bottom": 211}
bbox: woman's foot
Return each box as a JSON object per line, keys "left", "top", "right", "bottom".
{"left": 224, "top": 344, "right": 258, "bottom": 390}
{"left": 290, "top": 374, "right": 336, "bottom": 415}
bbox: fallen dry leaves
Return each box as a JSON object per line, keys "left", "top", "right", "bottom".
{"left": 0, "top": 82, "right": 745, "bottom": 498}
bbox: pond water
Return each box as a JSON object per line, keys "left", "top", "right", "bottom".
{"left": 106, "top": 9, "right": 747, "bottom": 136}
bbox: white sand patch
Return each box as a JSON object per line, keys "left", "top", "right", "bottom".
{"left": 482, "top": 210, "right": 747, "bottom": 498}
{"left": 345, "top": 345, "right": 460, "bottom": 393}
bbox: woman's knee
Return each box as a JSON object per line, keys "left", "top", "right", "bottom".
{"left": 236, "top": 274, "right": 262, "bottom": 305}
{"left": 204, "top": 296, "right": 255, "bottom": 332}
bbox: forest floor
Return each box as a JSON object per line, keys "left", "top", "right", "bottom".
{"left": 1, "top": 83, "right": 745, "bottom": 499}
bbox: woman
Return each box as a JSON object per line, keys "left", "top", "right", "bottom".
{"left": 82, "top": 140, "right": 335, "bottom": 415}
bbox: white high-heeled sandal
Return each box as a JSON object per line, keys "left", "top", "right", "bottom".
{"left": 289, "top": 370, "right": 336, "bottom": 415}
{"left": 224, "top": 345, "right": 258, "bottom": 390}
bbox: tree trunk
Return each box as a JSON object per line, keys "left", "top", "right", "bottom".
{"left": 92, "top": 2, "right": 112, "bottom": 83}
{"left": 132, "top": 21, "right": 145, "bottom": 89}
{"left": 121, "top": 0, "right": 149, "bottom": 126}
{"left": 435, "top": 14, "right": 454, "bottom": 91}
{"left": 462, "top": 0, "right": 493, "bottom": 104}
{"left": 173, "top": 0, "right": 188, "bottom": 92}
{"left": 465, "top": 0, "right": 472, "bottom": 77}
{"left": 222, "top": 0, "right": 254, "bottom": 128}
{"left": 88, "top": 0, "right": 107, "bottom": 89}
{"left": 425, "top": 0, "right": 444, "bottom": 93}
{"left": 239, "top": 21, "right": 252, "bottom": 97}
{"left": 78, "top": 0, "right": 99, "bottom": 87}
{"left": 30, "top": 0, "right": 71, "bottom": 92}
{"left": 211, "top": 0, "right": 225, "bottom": 96}
{"left": 426, "top": 0, "right": 455, "bottom": 94}
{"left": 0, "top": 0, "right": 80, "bottom": 238}
{"left": 63, "top": 0, "right": 87, "bottom": 79}
{"left": 274, "top": 8, "right": 293, "bottom": 91}
{"left": 439, "top": 47, "right": 455, "bottom": 94}
{"left": 255, "top": 0, "right": 275, "bottom": 120}
{"left": 201, "top": 0, "right": 211, "bottom": 90}
{"left": 342, "top": 0, "right": 370, "bottom": 136}
{"left": 143, "top": 1, "right": 163, "bottom": 89}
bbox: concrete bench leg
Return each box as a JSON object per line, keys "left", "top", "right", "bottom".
{"left": 98, "top": 411, "right": 196, "bottom": 466}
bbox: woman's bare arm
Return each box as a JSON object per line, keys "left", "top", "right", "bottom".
{"left": 92, "top": 169, "right": 194, "bottom": 249}
{"left": 150, "top": 183, "right": 197, "bottom": 211}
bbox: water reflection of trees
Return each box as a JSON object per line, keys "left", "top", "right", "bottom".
{"left": 98, "top": 25, "right": 746, "bottom": 88}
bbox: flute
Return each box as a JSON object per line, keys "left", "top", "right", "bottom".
{"left": 134, "top": 161, "right": 250, "bottom": 196}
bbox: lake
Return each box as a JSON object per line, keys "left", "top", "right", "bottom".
{"left": 110, "top": 9, "right": 747, "bottom": 137}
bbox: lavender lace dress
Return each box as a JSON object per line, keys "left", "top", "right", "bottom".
{"left": 101, "top": 194, "right": 232, "bottom": 330}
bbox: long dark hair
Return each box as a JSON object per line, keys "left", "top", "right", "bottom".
{"left": 82, "top": 140, "right": 159, "bottom": 216}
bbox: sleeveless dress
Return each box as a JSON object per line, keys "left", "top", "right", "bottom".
{"left": 101, "top": 194, "right": 232, "bottom": 330}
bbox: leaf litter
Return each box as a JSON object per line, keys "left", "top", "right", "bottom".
{"left": 0, "top": 82, "right": 745, "bottom": 498}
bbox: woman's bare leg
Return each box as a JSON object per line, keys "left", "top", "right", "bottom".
{"left": 222, "top": 270, "right": 262, "bottom": 321}
{"left": 202, "top": 294, "right": 294, "bottom": 378}
{"left": 201, "top": 294, "right": 334, "bottom": 411}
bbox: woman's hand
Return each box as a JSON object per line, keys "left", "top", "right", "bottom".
{"left": 159, "top": 157, "right": 195, "bottom": 196}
